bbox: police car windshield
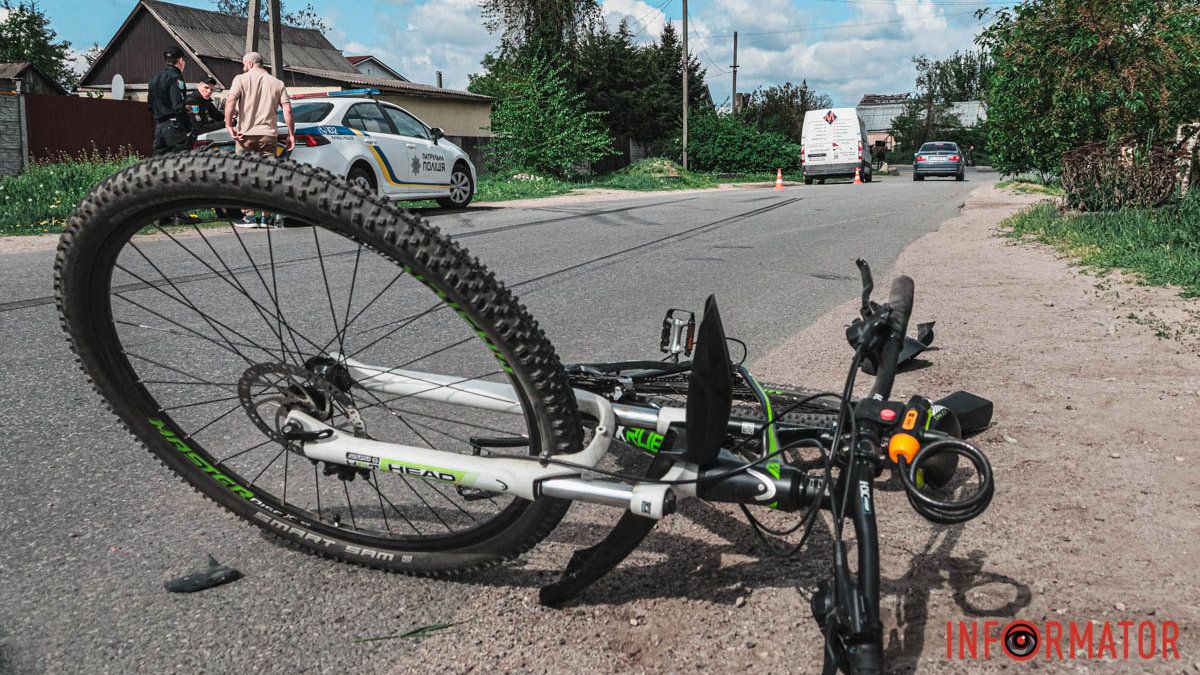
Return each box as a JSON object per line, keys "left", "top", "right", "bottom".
{"left": 278, "top": 103, "right": 333, "bottom": 124}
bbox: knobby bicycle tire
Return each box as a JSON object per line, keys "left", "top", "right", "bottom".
{"left": 56, "top": 152, "right": 582, "bottom": 577}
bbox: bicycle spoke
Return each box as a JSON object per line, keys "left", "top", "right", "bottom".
{"left": 317, "top": 268, "right": 406, "bottom": 356}
{"left": 231, "top": 224, "right": 305, "bottom": 361}
{"left": 159, "top": 393, "right": 243, "bottom": 412}
{"left": 367, "top": 475, "right": 421, "bottom": 535}
{"left": 342, "top": 481, "right": 357, "bottom": 530}
{"left": 114, "top": 264, "right": 266, "bottom": 368}
{"left": 339, "top": 245, "right": 363, "bottom": 358}
{"left": 191, "top": 225, "right": 294, "bottom": 363}
{"left": 216, "top": 438, "right": 275, "bottom": 465}
{"left": 183, "top": 402, "right": 243, "bottom": 441}
{"left": 124, "top": 350, "right": 241, "bottom": 395}
{"left": 353, "top": 386, "right": 480, "bottom": 524}
{"left": 248, "top": 444, "right": 289, "bottom": 486}
{"left": 370, "top": 473, "right": 391, "bottom": 534}
{"left": 311, "top": 228, "right": 346, "bottom": 358}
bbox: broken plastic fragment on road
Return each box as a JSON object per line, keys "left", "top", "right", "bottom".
{"left": 164, "top": 555, "right": 243, "bottom": 593}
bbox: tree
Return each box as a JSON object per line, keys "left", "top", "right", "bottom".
{"left": 0, "top": 1, "right": 74, "bottom": 88}
{"left": 641, "top": 22, "right": 708, "bottom": 152}
{"left": 212, "top": 0, "right": 328, "bottom": 32}
{"left": 680, "top": 108, "right": 801, "bottom": 173}
{"left": 479, "top": 0, "right": 599, "bottom": 55}
{"left": 920, "top": 50, "right": 993, "bottom": 102}
{"left": 81, "top": 42, "right": 102, "bottom": 68}
{"left": 889, "top": 55, "right": 964, "bottom": 151}
{"left": 739, "top": 80, "right": 832, "bottom": 143}
{"left": 572, "top": 20, "right": 652, "bottom": 143}
{"left": 472, "top": 20, "right": 708, "bottom": 154}
{"left": 485, "top": 54, "right": 613, "bottom": 177}
{"left": 977, "top": 0, "right": 1200, "bottom": 176}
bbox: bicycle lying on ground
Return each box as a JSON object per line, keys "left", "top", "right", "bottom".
{"left": 57, "top": 154, "right": 995, "bottom": 673}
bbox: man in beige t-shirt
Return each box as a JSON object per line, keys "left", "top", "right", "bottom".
{"left": 224, "top": 52, "right": 295, "bottom": 227}
{"left": 224, "top": 52, "right": 295, "bottom": 154}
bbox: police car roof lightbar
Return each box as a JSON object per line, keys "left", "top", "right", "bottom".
{"left": 291, "top": 88, "right": 380, "bottom": 100}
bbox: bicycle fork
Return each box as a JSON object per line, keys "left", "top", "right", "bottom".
{"left": 812, "top": 434, "right": 885, "bottom": 674}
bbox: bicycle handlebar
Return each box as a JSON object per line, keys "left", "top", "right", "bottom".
{"left": 868, "top": 275, "right": 914, "bottom": 401}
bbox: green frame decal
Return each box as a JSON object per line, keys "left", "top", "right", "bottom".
{"left": 149, "top": 418, "right": 255, "bottom": 499}
{"left": 621, "top": 427, "right": 666, "bottom": 454}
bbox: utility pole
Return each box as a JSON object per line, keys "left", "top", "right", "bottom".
{"left": 682, "top": 0, "right": 688, "bottom": 170}
{"left": 268, "top": 0, "right": 284, "bottom": 77}
{"left": 730, "top": 31, "right": 738, "bottom": 113}
{"left": 244, "top": 0, "right": 261, "bottom": 55}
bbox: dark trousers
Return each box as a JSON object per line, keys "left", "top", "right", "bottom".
{"left": 153, "top": 121, "right": 191, "bottom": 155}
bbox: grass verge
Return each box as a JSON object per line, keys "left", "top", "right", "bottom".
{"left": 1003, "top": 193, "right": 1200, "bottom": 297}
{"left": 0, "top": 152, "right": 139, "bottom": 236}
{"left": 1, "top": 157, "right": 792, "bottom": 235}
{"left": 996, "top": 179, "right": 1065, "bottom": 196}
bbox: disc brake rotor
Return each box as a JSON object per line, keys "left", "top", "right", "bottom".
{"left": 238, "top": 362, "right": 359, "bottom": 443}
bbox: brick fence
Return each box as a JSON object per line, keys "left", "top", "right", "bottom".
{"left": 0, "top": 93, "right": 26, "bottom": 176}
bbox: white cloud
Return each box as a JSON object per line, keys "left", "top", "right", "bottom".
{"left": 66, "top": 48, "right": 91, "bottom": 77}
{"left": 600, "top": 0, "right": 667, "bottom": 39}
{"left": 689, "top": 0, "right": 986, "bottom": 105}
{"left": 326, "top": 0, "right": 985, "bottom": 103}
{"left": 327, "top": 0, "right": 496, "bottom": 89}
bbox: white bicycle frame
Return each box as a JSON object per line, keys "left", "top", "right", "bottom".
{"left": 285, "top": 357, "right": 699, "bottom": 520}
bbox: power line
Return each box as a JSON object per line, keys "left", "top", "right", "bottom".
{"left": 689, "top": 9, "right": 981, "bottom": 42}
{"left": 626, "top": 0, "right": 674, "bottom": 39}
{"left": 810, "top": 0, "right": 1002, "bottom": 6}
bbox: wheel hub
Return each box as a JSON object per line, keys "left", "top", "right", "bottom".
{"left": 238, "top": 362, "right": 351, "bottom": 443}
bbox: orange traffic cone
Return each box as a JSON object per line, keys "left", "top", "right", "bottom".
{"left": 774, "top": 168, "right": 785, "bottom": 190}
{"left": 853, "top": 166, "right": 863, "bottom": 185}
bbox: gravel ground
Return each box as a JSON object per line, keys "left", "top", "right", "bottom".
{"left": 399, "top": 185, "right": 1200, "bottom": 674}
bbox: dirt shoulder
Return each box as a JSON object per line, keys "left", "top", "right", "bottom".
{"left": 402, "top": 184, "right": 1198, "bottom": 674}
{"left": 755, "top": 183, "right": 1200, "bottom": 671}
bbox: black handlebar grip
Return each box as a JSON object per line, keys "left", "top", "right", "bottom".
{"left": 887, "top": 275, "right": 914, "bottom": 338}
{"left": 869, "top": 275, "right": 914, "bottom": 401}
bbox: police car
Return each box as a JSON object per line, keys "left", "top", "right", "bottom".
{"left": 197, "top": 89, "right": 476, "bottom": 209}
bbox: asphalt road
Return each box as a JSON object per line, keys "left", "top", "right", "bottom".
{"left": 0, "top": 170, "right": 988, "bottom": 674}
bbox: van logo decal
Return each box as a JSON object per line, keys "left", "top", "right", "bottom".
{"left": 823, "top": 110, "right": 838, "bottom": 124}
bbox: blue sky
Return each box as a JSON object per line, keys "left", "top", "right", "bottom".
{"left": 33, "top": 0, "right": 1008, "bottom": 105}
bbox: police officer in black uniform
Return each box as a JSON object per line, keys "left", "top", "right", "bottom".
{"left": 149, "top": 45, "right": 192, "bottom": 155}
{"left": 184, "top": 77, "right": 224, "bottom": 136}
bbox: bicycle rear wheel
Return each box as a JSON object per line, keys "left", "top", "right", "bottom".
{"left": 56, "top": 153, "right": 581, "bottom": 576}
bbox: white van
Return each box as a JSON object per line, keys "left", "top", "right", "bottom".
{"left": 801, "top": 108, "right": 872, "bottom": 184}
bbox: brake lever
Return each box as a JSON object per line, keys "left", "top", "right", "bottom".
{"left": 855, "top": 258, "right": 874, "bottom": 317}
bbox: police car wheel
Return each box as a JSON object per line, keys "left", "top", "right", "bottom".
{"left": 347, "top": 165, "right": 376, "bottom": 194}
{"left": 437, "top": 165, "right": 474, "bottom": 209}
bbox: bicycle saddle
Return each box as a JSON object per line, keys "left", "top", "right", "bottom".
{"left": 683, "top": 295, "right": 732, "bottom": 467}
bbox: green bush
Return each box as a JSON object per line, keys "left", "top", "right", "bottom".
{"left": 1005, "top": 190, "right": 1200, "bottom": 296}
{"left": 979, "top": 0, "right": 1200, "bottom": 177}
{"left": 0, "top": 150, "right": 139, "bottom": 235}
{"left": 670, "top": 109, "right": 801, "bottom": 174}
{"left": 485, "top": 54, "right": 614, "bottom": 178}
{"left": 594, "top": 157, "right": 715, "bottom": 190}
{"left": 474, "top": 172, "right": 575, "bottom": 202}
